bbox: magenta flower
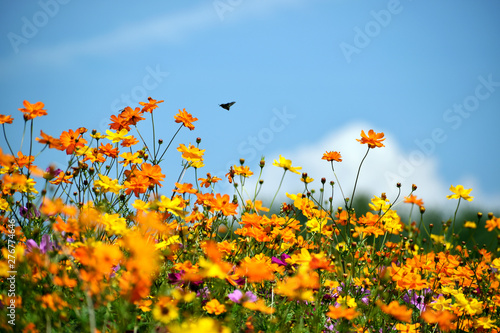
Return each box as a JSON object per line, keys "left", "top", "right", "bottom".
{"left": 228, "top": 289, "right": 257, "bottom": 303}
{"left": 26, "top": 234, "right": 53, "bottom": 254}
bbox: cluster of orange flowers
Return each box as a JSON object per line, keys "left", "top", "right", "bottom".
{"left": 1, "top": 99, "right": 500, "bottom": 332}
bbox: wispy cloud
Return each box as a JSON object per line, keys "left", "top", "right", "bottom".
{"left": 0, "top": 0, "right": 309, "bottom": 72}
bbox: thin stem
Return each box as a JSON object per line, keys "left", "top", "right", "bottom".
{"left": 330, "top": 161, "right": 346, "bottom": 201}
{"left": 158, "top": 124, "right": 183, "bottom": 163}
{"left": 350, "top": 147, "right": 370, "bottom": 210}
{"left": 269, "top": 170, "right": 287, "bottom": 212}
{"left": 452, "top": 197, "right": 462, "bottom": 238}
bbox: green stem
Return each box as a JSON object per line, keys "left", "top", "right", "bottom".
{"left": 269, "top": 170, "right": 287, "bottom": 212}
{"left": 349, "top": 147, "right": 370, "bottom": 210}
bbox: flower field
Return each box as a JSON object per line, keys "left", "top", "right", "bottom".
{"left": 1, "top": 99, "right": 500, "bottom": 332}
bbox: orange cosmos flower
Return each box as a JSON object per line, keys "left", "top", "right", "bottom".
{"left": 49, "top": 171, "right": 73, "bottom": 185}
{"left": 120, "top": 135, "right": 139, "bottom": 147}
{"left": 243, "top": 299, "right": 275, "bottom": 314}
{"left": 404, "top": 194, "right": 424, "bottom": 208}
{"left": 139, "top": 96, "right": 164, "bottom": 113}
{"left": 376, "top": 300, "right": 412, "bottom": 322}
{"left": 174, "top": 108, "right": 198, "bottom": 130}
{"left": 15, "top": 151, "right": 35, "bottom": 169}
{"left": 326, "top": 305, "right": 360, "bottom": 320}
{"left": 124, "top": 175, "right": 149, "bottom": 197}
{"left": 177, "top": 143, "right": 205, "bottom": 162}
{"left": 0, "top": 114, "right": 14, "bottom": 124}
{"left": 357, "top": 129, "right": 385, "bottom": 148}
{"left": 226, "top": 166, "right": 235, "bottom": 183}
{"left": 233, "top": 165, "right": 254, "bottom": 177}
{"left": 59, "top": 129, "right": 88, "bottom": 155}
{"left": 36, "top": 130, "right": 61, "bottom": 149}
{"left": 421, "top": 309, "right": 456, "bottom": 331}
{"left": 322, "top": 151, "right": 342, "bottom": 162}
{"left": 212, "top": 193, "right": 238, "bottom": 216}
{"left": 203, "top": 299, "right": 226, "bottom": 315}
{"left": 99, "top": 143, "right": 119, "bottom": 158}
{"left": 137, "top": 163, "right": 165, "bottom": 187}
{"left": 198, "top": 173, "right": 222, "bottom": 188}
{"left": 237, "top": 259, "right": 275, "bottom": 283}
{"left": 120, "top": 106, "right": 145, "bottom": 126}
{"left": 109, "top": 113, "right": 131, "bottom": 131}
{"left": 486, "top": 216, "right": 500, "bottom": 232}
{"left": 18, "top": 100, "right": 47, "bottom": 120}
{"left": 173, "top": 182, "right": 197, "bottom": 194}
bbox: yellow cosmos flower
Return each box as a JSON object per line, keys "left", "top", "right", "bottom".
{"left": 105, "top": 129, "right": 131, "bottom": 143}
{"left": 273, "top": 155, "right": 302, "bottom": 174}
{"left": 446, "top": 184, "right": 473, "bottom": 201}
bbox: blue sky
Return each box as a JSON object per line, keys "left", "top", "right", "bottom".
{"left": 1, "top": 0, "right": 499, "bottom": 212}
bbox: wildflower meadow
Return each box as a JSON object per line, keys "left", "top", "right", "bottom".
{"left": 1, "top": 99, "right": 500, "bottom": 333}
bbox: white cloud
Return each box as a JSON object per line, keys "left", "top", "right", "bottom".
{"left": 236, "top": 122, "right": 498, "bottom": 215}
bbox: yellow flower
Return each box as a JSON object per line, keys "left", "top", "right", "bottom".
{"left": 100, "top": 213, "right": 128, "bottom": 236}
{"left": 94, "top": 175, "right": 123, "bottom": 194}
{"left": 430, "top": 295, "right": 453, "bottom": 311}
{"left": 152, "top": 297, "right": 179, "bottom": 324}
{"left": 475, "top": 316, "right": 498, "bottom": 330}
{"left": 306, "top": 217, "right": 327, "bottom": 233}
{"left": 446, "top": 184, "right": 473, "bottom": 201}
{"left": 169, "top": 318, "right": 230, "bottom": 333}
{"left": 157, "top": 195, "right": 185, "bottom": 217}
{"left": 337, "top": 295, "right": 357, "bottom": 308}
{"left": 273, "top": 155, "right": 302, "bottom": 174}
{"left": 105, "top": 129, "right": 131, "bottom": 143}
{"left": 463, "top": 221, "right": 476, "bottom": 229}
{"left": 0, "top": 197, "right": 10, "bottom": 211}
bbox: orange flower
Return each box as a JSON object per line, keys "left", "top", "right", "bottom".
{"left": 177, "top": 143, "right": 205, "bottom": 162}
{"left": 233, "top": 165, "right": 254, "bottom": 177}
{"left": 421, "top": 309, "right": 456, "bottom": 331}
{"left": 326, "top": 305, "right": 360, "bottom": 320}
{"left": 139, "top": 96, "right": 164, "bottom": 113}
{"left": 99, "top": 143, "right": 119, "bottom": 158}
{"left": 198, "top": 173, "right": 222, "bottom": 188}
{"left": 15, "top": 151, "right": 35, "bottom": 169}
{"left": 377, "top": 300, "right": 412, "bottom": 322}
{"left": 137, "top": 163, "right": 165, "bottom": 187}
{"left": 173, "top": 182, "right": 197, "bottom": 194}
{"left": 109, "top": 113, "right": 131, "bottom": 131}
{"left": 124, "top": 175, "right": 149, "bottom": 197}
{"left": 174, "top": 108, "right": 198, "bottom": 130}
{"left": 356, "top": 129, "right": 385, "bottom": 148}
{"left": 237, "top": 258, "right": 275, "bottom": 283}
{"left": 243, "top": 299, "right": 275, "bottom": 314}
{"left": 36, "top": 130, "right": 61, "bottom": 149}
{"left": 486, "top": 216, "right": 500, "bottom": 232}
{"left": 404, "top": 194, "right": 424, "bottom": 208}
{"left": 18, "top": 100, "right": 47, "bottom": 120}
{"left": 0, "top": 114, "right": 14, "bottom": 124}
{"left": 49, "top": 171, "right": 73, "bottom": 185}
{"left": 212, "top": 193, "right": 238, "bottom": 216}
{"left": 203, "top": 299, "right": 226, "bottom": 315}
{"left": 322, "top": 151, "right": 342, "bottom": 162}
{"left": 120, "top": 106, "right": 145, "bottom": 126}
{"left": 59, "top": 129, "right": 88, "bottom": 155}
{"left": 120, "top": 135, "right": 139, "bottom": 147}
